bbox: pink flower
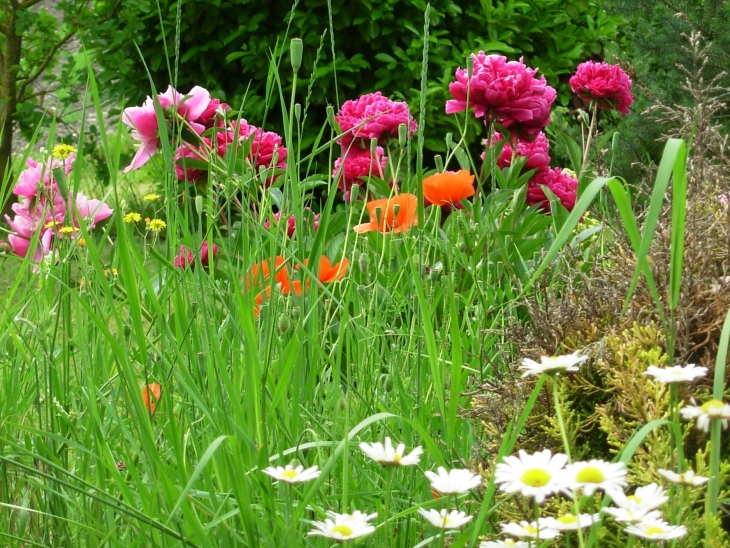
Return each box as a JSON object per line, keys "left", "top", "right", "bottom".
{"left": 4, "top": 200, "right": 58, "bottom": 261}
{"left": 264, "top": 209, "right": 320, "bottom": 238}
{"left": 569, "top": 61, "right": 633, "bottom": 114}
{"left": 123, "top": 85, "right": 212, "bottom": 172}
{"left": 446, "top": 53, "right": 556, "bottom": 136}
{"left": 14, "top": 156, "right": 75, "bottom": 197}
{"left": 174, "top": 241, "right": 219, "bottom": 269}
{"left": 527, "top": 167, "right": 578, "bottom": 212}
{"left": 231, "top": 120, "right": 287, "bottom": 184}
{"left": 74, "top": 192, "right": 114, "bottom": 227}
{"left": 336, "top": 92, "right": 417, "bottom": 146}
{"left": 333, "top": 146, "right": 387, "bottom": 199}
{"left": 491, "top": 131, "right": 551, "bottom": 171}
{"left": 174, "top": 138, "right": 228, "bottom": 183}
{"left": 193, "top": 98, "right": 229, "bottom": 129}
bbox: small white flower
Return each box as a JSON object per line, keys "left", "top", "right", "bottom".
{"left": 611, "top": 483, "right": 667, "bottom": 512}
{"left": 425, "top": 467, "right": 482, "bottom": 495}
{"left": 657, "top": 468, "right": 709, "bottom": 487}
{"left": 539, "top": 513, "right": 599, "bottom": 531}
{"left": 500, "top": 520, "right": 561, "bottom": 540}
{"left": 308, "top": 511, "right": 377, "bottom": 542}
{"left": 603, "top": 507, "right": 663, "bottom": 523}
{"left": 479, "top": 540, "right": 531, "bottom": 548}
{"left": 561, "top": 459, "right": 628, "bottom": 496}
{"left": 418, "top": 508, "right": 473, "bottom": 529}
{"left": 680, "top": 399, "right": 730, "bottom": 432}
{"left": 643, "top": 364, "right": 707, "bottom": 383}
{"left": 262, "top": 463, "right": 320, "bottom": 484}
{"left": 359, "top": 437, "right": 423, "bottom": 466}
{"left": 624, "top": 519, "right": 687, "bottom": 541}
{"left": 519, "top": 352, "right": 588, "bottom": 377}
{"left": 494, "top": 449, "right": 568, "bottom": 503}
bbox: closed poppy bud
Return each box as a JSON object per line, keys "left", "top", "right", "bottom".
{"left": 326, "top": 105, "right": 339, "bottom": 133}
{"left": 466, "top": 55, "right": 474, "bottom": 81}
{"left": 434, "top": 154, "right": 444, "bottom": 173}
{"left": 195, "top": 195, "right": 203, "bottom": 215}
{"left": 370, "top": 137, "right": 378, "bottom": 156}
{"left": 398, "top": 123, "right": 408, "bottom": 147}
{"left": 384, "top": 375, "right": 394, "bottom": 392}
{"left": 358, "top": 252, "right": 370, "bottom": 273}
{"left": 294, "top": 102, "right": 301, "bottom": 121}
{"left": 445, "top": 133, "right": 453, "bottom": 150}
{"left": 290, "top": 38, "right": 303, "bottom": 73}
{"left": 349, "top": 184, "right": 360, "bottom": 204}
{"left": 338, "top": 397, "right": 347, "bottom": 411}
{"left": 277, "top": 313, "right": 291, "bottom": 335}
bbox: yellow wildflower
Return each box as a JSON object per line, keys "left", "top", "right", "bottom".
{"left": 78, "top": 238, "right": 87, "bottom": 247}
{"left": 52, "top": 144, "right": 77, "bottom": 161}
{"left": 124, "top": 212, "right": 142, "bottom": 223}
{"left": 148, "top": 219, "right": 166, "bottom": 232}
{"left": 59, "top": 226, "right": 80, "bottom": 236}
{"left": 44, "top": 220, "right": 61, "bottom": 229}
{"left": 143, "top": 193, "right": 162, "bottom": 202}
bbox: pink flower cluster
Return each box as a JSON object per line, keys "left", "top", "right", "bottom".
{"left": 527, "top": 168, "right": 578, "bottom": 212}
{"left": 174, "top": 241, "right": 219, "bottom": 269}
{"left": 123, "top": 85, "right": 286, "bottom": 184}
{"left": 493, "top": 131, "right": 551, "bottom": 171}
{"left": 446, "top": 53, "right": 556, "bottom": 136}
{"left": 4, "top": 155, "right": 113, "bottom": 262}
{"left": 569, "top": 61, "right": 633, "bottom": 114}
{"left": 264, "top": 209, "right": 320, "bottom": 238}
{"left": 332, "top": 92, "right": 416, "bottom": 198}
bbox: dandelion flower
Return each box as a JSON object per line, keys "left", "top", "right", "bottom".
{"left": 680, "top": 399, "right": 730, "bottom": 431}
{"left": 418, "top": 508, "right": 473, "bottom": 529}
{"left": 143, "top": 193, "right": 162, "bottom": 202}
{"left": 52, "top": 144, "right": 77, "bottom": 161}
{"left": 262, "top": 464, "right": 321, "bottom": 484}
{"left": 148, "top": 219, "right": 167, "bottom": 232}
{"left": 480, "top": 541, "right": 531, "bottom": 548}
{"left": 539, "top": 513, "right": 599, "bottom": 531}
{"left": 624, "top": 519, "right": 687, "bottom": 541}
{"left": 657, "top": 468, "right": 709, "bottom": 487}
{"left": 519, "top": 352, "right": 588, "bottom": 377}
{"left": 561, "top": 459, "right": 627, "bottom": 496}
{"left": 58, "top": 226, "right": 80, "bottom": 236}
{"left": 500, "top": 521, "right": 560, "bottom": 540}
{"left": 308, "top": 511, "right": 376, "bottom": 542}
{"left": 124, "top": 212, "right": 142, "bottom": 223}
{"left": 359, "top": 437, "right": 422, "bottom": 466}
{"left": 425, "top": 466, "right": 482, "bottom": 495}
{"left": 494, "top": 449, "right": 568, "bottom": 503}
{"left": 643, "top": 364, "right": 707, "bottom": 384}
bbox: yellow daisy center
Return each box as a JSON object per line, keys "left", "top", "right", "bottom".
{"left": 393, "top": 453, "right": 402, "bottom": 463}
{"left": 628, "top": 495, "right": 642, "bottom": 503}
{"left": 701, "top": 399, "right": 724, "bottom": 413}
{"left": 442, "top": 516, "right": 450, "bottom": 526}
{"left": 332, "top": 525, "right": 353, "bottom": 537}
{"left": 645, "top": 526, "right": 665, "bottom": 536}
{"left": 525, "top": 526, "right": 538, "bottom": 534}
{"left": 576, "top": 466, "right": 605, "bottom": 484}
{"left": 558, "top": 515, "right": 578, "bottom": 524}
{"left": 281, "top": 469, "right": 298, "bottom": 479}
{"left": 521, "top": 468, "right": 551, "bottom": 487}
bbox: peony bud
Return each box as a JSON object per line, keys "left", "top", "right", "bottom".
{"left": 290, "top": 38, "right": 303, "bottom": 73}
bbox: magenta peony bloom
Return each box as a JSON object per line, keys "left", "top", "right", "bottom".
{"left": 446, "top": 53, "right": 556, "bottom": 136}
{"left": 569, "top": 61, "right": 633, "bottom": 114}
{"left": 333, "top": 146, "right": 387, "bottom": 200}
{"left": 527, "top": 167, "right": 578, "bottom": 212}
{"left": 194, "top": 98, "right": 229, "bottom": 129}
{"left": 174, "top": 241, "right": 219, "bottom": 269}
{"left": 336, "top": 92, "right": 417, "bottom": 146}
{"left": 264, "top": 209, "right": 320, "bottom": 238}
{"left": 489, "top": 131, "right": 551, "bottom": 172}
{"left": 174, "top": 138, "right": 228, "bottom": 183}
{"left": 230, "top": 120, "right": 287, "bottom": 184}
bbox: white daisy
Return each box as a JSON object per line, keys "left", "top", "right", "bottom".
{"left": 657, "top": 468, "right": 709, "bottom": 487}
{"left": 359, "top": 437, "right": 423, "bottom": 466}
{"left": 643, "top": 364, "right": 707, "bottom": 384}
{"left": 624, "top": 519, "right": 687, "bottom": 541}
{"left": 418, "top": 508, "right": 473, "bottom": 529}
{"left": 611, "top": 483, "right": 667, "bottom": 511}
{"left": 494, "top": 449, "right": 568, "bottom": 503}
{"left": 603, "top": 507, "right": 663, "bottom": 523}
{"left": 425, "top": 467, "right": 482, "bottom": 495}
{"left": 500, "top": 520, "right": 561, "bottom": 540}
{"left": 561, "top": 459, "right": 628, "bottom": 496}
{"left": 539, "top": 513, "right": 599, "bottom": 531}
{"left": 262, "top": 463, "right": 320, "bottom": 484}
{"left": 680, "top": 399, "right": 730, "bottom": 432}
{"left": 479, "top": 540, "right": 531, "bottom": 548}
{"left": 519, "top": 352, "right": 588, "bottom": 377}
{"left": 308, "top": 511, "right": 377, "bottom": 542}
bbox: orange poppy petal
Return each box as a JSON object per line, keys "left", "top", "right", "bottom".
{"left": 141, "top": 383, "right": 162, "bottom": 412}
{"left": 422, "top": 170, "right": 475, "bottom": 206}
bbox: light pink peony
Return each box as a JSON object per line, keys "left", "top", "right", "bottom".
{"left": 264, "top": 209, "right": 320, "bottom": 238}
{"left": 174, "top": 241, "right": 219, "bottom": 269}
{"left": 446, "top": 53, "right": 556, "bottom": 136}
{"left": 569, "top": 61, "right": 633, "bottom": 114}
{"left": 336, "top": 92, "right": 417, "bottom": 146}
{"left": 527, "top": 167, "right": 578, "bottom": 212}
{"left": 74, "top": 192, "right": 114, "bottom": 228}
{"left": 14, "top": 155, "right": 75, "bottom": 198}
{"left": 492, "top": 131, "right": 551, "bottom": 171}
{"left": 5, "top": 200, "right": 57, "bottom": 262}
{"left": 333, "top": 146, "right": 387, "bottom": 199}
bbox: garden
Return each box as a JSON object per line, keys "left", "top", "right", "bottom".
{"left": 0, "top": 0, "right": 729, "bottom": 547}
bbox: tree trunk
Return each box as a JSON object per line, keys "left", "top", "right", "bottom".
{"left": 0, "top": 3, "right": 21, "bottom": 214}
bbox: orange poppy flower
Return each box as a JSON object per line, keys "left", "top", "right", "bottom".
{"left": 318, "top": 256, "right": 349, "bottom": 283}
{"left": 141, "top": 383, "right": 162, "bottom": 412}
{"left": 422, "top": 170, "right": 475, "bottom": 206}
{"left": 353, "top": 193, "right": 418, "bottom": 234}
{"left": 245, "top": 256, "right": 289, "bottom": 317}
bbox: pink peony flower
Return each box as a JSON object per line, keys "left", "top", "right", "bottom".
{"left": 264, "top": 209, "right": 320, "bottom": 238}
{"left": 446, "top": 53, "right": 556, "bottom": 136}
{"left": 487, "top": 131, "right": 551, "bottom": 172}
{"left": 5, "top": 199, "right": 59, "bottom": 262}
{"left": 174, "top": 138, "right": 228, "bottom": 183}
{"left": 194, "top": 98, "right": 230, "bottom": 129}
{"left": 569, "top": 61, "right": 633, "bottom": 114}
{"left": 14, "top": 155, "right": 75, "bottom": 197}
{"left": 174, "top": 241, "right": 219, "bottom": 269}
{"left": 231, "top": 120, "right": 287, "bottom": 184}
{"left": 123, "top": 85, "right": 212, "bottom": 172}
{"left": 527, "top": 167, "right": 578, "bottom": 212}
{"left": 336, "top": 92, "right": 417, "bottom": 146}
{"left": 333, "top": 146, "right": 387, "bottom": 199}
{"left": 74, "top": 192, "right": 114, "bottom": 227}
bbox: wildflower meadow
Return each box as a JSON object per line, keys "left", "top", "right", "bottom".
{"left": 0, "top": 4, "right": 729, "bottom": 548}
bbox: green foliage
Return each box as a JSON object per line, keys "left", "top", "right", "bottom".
{"left": 88, "top": 0, "right": 621, "bottom": 155}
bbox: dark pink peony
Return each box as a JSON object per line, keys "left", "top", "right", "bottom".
{"left": 569, "top": 61, "right": 633, "bottom": 114}
{"left": 332, "top": 146, "right": 387, "bottom": 199}
{"left": 231, "top": 120, "right": 287, "bottom": 183}
{"left": 264, "top": 209, "right": 320, "bottom": 238}
{"left": 446, "top": 53, "right": 556, "bottom": 136}
{"left": 492, "top": 131, "right": 551, "bottom": 171}
{"left": 194, "top": 98, "right": 230, "bottom": 129}
{"left": 336, "top": 92, "right": 417, "bottom": 146}
{"left": 527, "top": 167, "right": 578, "bottom": 212}
{"left": 174, "top": 241, "right": 219, "bottom": 269}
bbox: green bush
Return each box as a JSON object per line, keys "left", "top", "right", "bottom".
{"left": 89, "top": 0, "right": 621, "bottom": 157}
